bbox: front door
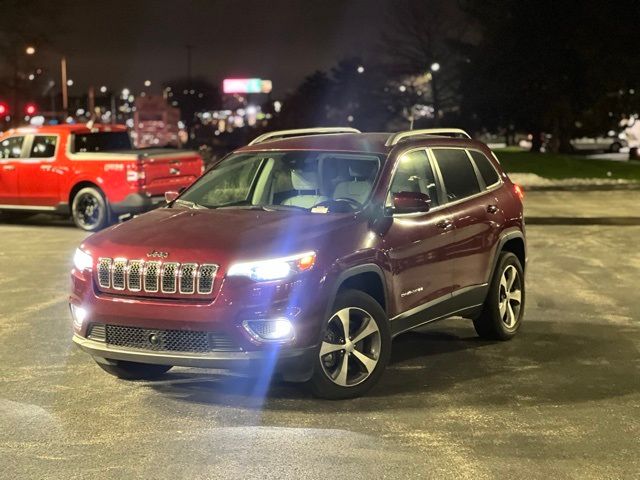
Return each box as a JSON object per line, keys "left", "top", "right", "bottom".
{"left": 17, "top": 135, "right": 60, "bottom": 207}
{"left": 382, "top": 148, "right": 457, "bottom": 316}
{"left": 0, "top": 135, "right": 26, "bottom": 205}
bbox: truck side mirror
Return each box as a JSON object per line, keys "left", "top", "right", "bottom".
{"left": 164, "top": 191, "right": 179, "bottom": 203}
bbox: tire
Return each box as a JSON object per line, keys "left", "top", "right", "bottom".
{"left": 71, "top": 186, "right": 111, "bottom": 231}
{"left": 95, "top": 359, "right": 172, "bottom": 380}
{"left": 609, "top": 142, "right": 622, "bottom": 153}
{"left": 307, "top": 289, "right": 391, "bottom": 399}
{"left": 473, "top": 252, "right": 525, "bottom": 340}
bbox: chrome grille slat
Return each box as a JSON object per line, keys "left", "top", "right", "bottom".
{"left": 198, "top": 264, "right": 218, "bottom": 294}
{"left": 112, "top": 258, "right": 127, "bottom": 290}
{"left": 161, "top": 262, "right": 179, "bottom": 293}
{"left": 98, "top": 258, "right": 112, "bottom": 288}
{"left": 96, "top": 257, "right": 218, "bottom": 296}
{"left": 144, "top": 261, "right": 160, "bottom": 292}
{"left": 179, "top": 263, "right": 197, "bottom": 294}
{"left": 127, "top": 260, "right": 144, "bottom": 292}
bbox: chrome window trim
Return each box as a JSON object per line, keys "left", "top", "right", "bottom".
{"left": 466, "top": 149, "right": 502, "bottom": 189}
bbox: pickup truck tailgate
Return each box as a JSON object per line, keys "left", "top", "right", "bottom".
{"left": 139, "top": 150, "right": 203, "bottom": 195}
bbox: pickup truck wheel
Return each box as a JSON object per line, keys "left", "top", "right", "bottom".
{"left": 95, "top": 359, "right": 172, "bottom": 380}
{"left": 307, "top": 289, "right": 391, "bottom": 399}
{"left": 72, "top": 187, "right": 110, "bottom": 231}
{"left": 473, "top": 252, "right": 525, "bottom": 340}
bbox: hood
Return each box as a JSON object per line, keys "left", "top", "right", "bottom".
{"left": 82, "top": 206, "right": 361, "bottom": 266}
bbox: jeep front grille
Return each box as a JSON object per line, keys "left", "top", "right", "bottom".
{"left": 97, "top": 258, "right": 218, "bottom": 296}
{"left": 102, "top": 324, "right": 240, "bottom": 353}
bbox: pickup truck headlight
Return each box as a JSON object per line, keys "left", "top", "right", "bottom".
{"left": 73, "top": 248, "right": 93, "bottom": 271}
{"left": 227, "top": 251, "right": 316, "bottom": 282}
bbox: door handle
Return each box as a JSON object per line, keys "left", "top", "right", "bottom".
{"left": 436, "top": 219, "right": 454, "bottom": 230}
{"left": 487, "top": 204, "right": 499, "bottom": 214}
{"left": 2, "top": 165, "right": 15, "bottom": 171}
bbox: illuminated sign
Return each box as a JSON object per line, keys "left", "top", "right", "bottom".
{"left": 223, "top": 78, "right": 272, "bottom": 94}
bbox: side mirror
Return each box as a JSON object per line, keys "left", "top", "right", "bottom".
{"left": 386, "top": 191, "right": 431, "bottom": 215}
{"left": 164, "top": 191, "right": 180, "bottom": 203}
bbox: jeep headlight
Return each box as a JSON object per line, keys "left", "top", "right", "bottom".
{"left": 227, "top": 251, "right": 316, "bottom": 282}
{"left": 73, "top": 248, "right": 93, "bottom": 272}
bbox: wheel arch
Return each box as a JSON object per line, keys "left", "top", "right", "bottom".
{"left": 489, "top": 229, "right": 527, "bottom": 283}
{"left": 330, "top": 264, "right": 388, "bottom": 314}
{"left": 69, "top": 181, "right": 105, "bottom": 206}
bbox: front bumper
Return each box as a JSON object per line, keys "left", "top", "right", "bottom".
{"left": 72, "top": 334, "right": 317, "bottom": 382}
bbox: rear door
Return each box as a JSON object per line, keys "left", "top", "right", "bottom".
{"left": 16, "top": 134, "right": 61, "bottom": 206}
{"left": 430, "top": 148, "right": 504, "bottom": 291}
{"left": 139, "top": 151, "right": 202, "bottom": 196}
{"left": 0, "top": 135, "right": 26, "bottom": 205}
{"left": 382, "top": 148, "right": 457, "bottom": 314}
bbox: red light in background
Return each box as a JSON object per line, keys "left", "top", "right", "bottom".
{"left": 25, "top": 103, "right": 37, "bottom": 116}
{"left": 0, "top": 103, "right": 8, "bottom": 116}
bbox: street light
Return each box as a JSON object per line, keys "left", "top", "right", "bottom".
{"left": 430, "top": 62, "right": 441, "bottom": 72}
{"left": 67, "top": 79, "right": 74, "bottom": 87}
{"left": 100, "top": 86, "right": 107, "bottom": 93}
{"left": 144, "top": 80, "right": 151, "bottom": 87}
{"left": 25, "top": 46, "right": 36, "bottom": 55}
{"left": 357, "top": 65, "right": 365, "bottom": 74}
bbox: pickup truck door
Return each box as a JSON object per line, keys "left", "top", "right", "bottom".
{"left": 17, "top": 134, "right": 61, "bottom": 207}
{"left": 0, "top": 135, "right": 26, "bottom": 205}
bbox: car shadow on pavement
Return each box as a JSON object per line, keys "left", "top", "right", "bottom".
{"left": 146, "top": 319, "right": 640, "bottom": 411}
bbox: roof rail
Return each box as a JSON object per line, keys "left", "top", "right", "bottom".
{"left": 385, "top": 128, "right": 471, "bottom": 147}
{"left": 248, "top": 127, "right": 361, "bottom": 146}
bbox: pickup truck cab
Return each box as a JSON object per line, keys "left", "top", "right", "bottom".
{"left": 0, "top": 123, "right": 204, "bottom": 231}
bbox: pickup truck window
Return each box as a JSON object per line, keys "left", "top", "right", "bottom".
{"left": 0, "top": 136, "right": 25, "bottom": 158}
{"left": 71, "top": 132, "right": 132, "bottom": 153}
{"left": 30, "top": 135, "right": 57, "bottom": 158}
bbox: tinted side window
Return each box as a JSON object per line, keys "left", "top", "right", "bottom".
{"left": 469, "top": 150, "right": 500, "bottom": 187}
{"left": 0, "top": 136, "right": 24, "bottom": 159}
{"left": 389, "top": 149, "right": 439, "bottom": 207}
{"left": 432, "top": 149, "right": 480, "bottom": 201}
{"left": 30, "top": 136, "right": 57, "bottom": 158}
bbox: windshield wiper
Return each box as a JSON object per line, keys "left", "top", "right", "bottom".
{"left": 174, "top": 199, "right": 207, "bottom": 209}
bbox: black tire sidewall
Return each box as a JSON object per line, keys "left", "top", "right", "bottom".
{"left": 72, "top": 187, "right": 110, "bottom": 231}
{"left": 475, "top": 252, "right": 525, "bottom": 340}
{"left": 308, "top": 289, "right": 391, "bottom": 399}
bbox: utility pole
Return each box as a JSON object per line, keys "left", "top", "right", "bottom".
{"left": 61, "top": 56, "right": 68, "bottom": 114}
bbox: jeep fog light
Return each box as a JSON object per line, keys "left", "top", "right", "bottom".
{"left": 70, "top": 304, "right": 88, "bottom": 329}
{"left": 243, "top": 318, "right": 294, "bottom": 342}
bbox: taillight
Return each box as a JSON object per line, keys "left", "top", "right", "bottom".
{"left": 126, "top": 163, "right": 146, "bottom": 187}
{"left": 513, "top": 183, "right": 525, "bottom": 200}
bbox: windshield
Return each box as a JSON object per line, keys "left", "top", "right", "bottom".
{"left": 71, "top": 132, "right": 132, "bottom": 153}
{"left": 178, "top": 151, "right": 381, "bottom": 212}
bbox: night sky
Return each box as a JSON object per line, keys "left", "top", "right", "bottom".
{"left": 35, "top": 0, "right": 396, "bottom": 96}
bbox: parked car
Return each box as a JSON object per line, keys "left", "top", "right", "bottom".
{"left": 70, "top": 127, "right": 527, "bottom": 399}
{"left": 0, "top": 123, "right": 204, "bottom": 231}
{"left": 570, "top": 133, "right": 627, "bottom": 153}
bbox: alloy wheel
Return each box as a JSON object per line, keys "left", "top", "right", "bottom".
{"left": 499, "top": 265, "right": 522, "bottom": 328}
{"left": 319, "top": 307, "right": 381, "bottom": 387}
{"left": 75, "top": 193, "right": 101, "bottom": 228}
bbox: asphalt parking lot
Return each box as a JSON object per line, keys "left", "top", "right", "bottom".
{"left": 1, "top": 191, "right": 639, "bottom": 479}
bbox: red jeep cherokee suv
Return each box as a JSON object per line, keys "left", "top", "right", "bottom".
{"left": 70, "top": 127, "right": 526, "bottom": 399}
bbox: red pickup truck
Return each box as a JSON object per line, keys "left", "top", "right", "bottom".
{"left": 0, "top": 124, "right": 204, "bottom": 231}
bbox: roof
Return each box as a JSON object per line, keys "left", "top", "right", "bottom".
{"left": 10, "top": 123, "right": 128, "bottom": 135}
{"left": 236, "top": 132, "right": 488, "bottom": 156}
